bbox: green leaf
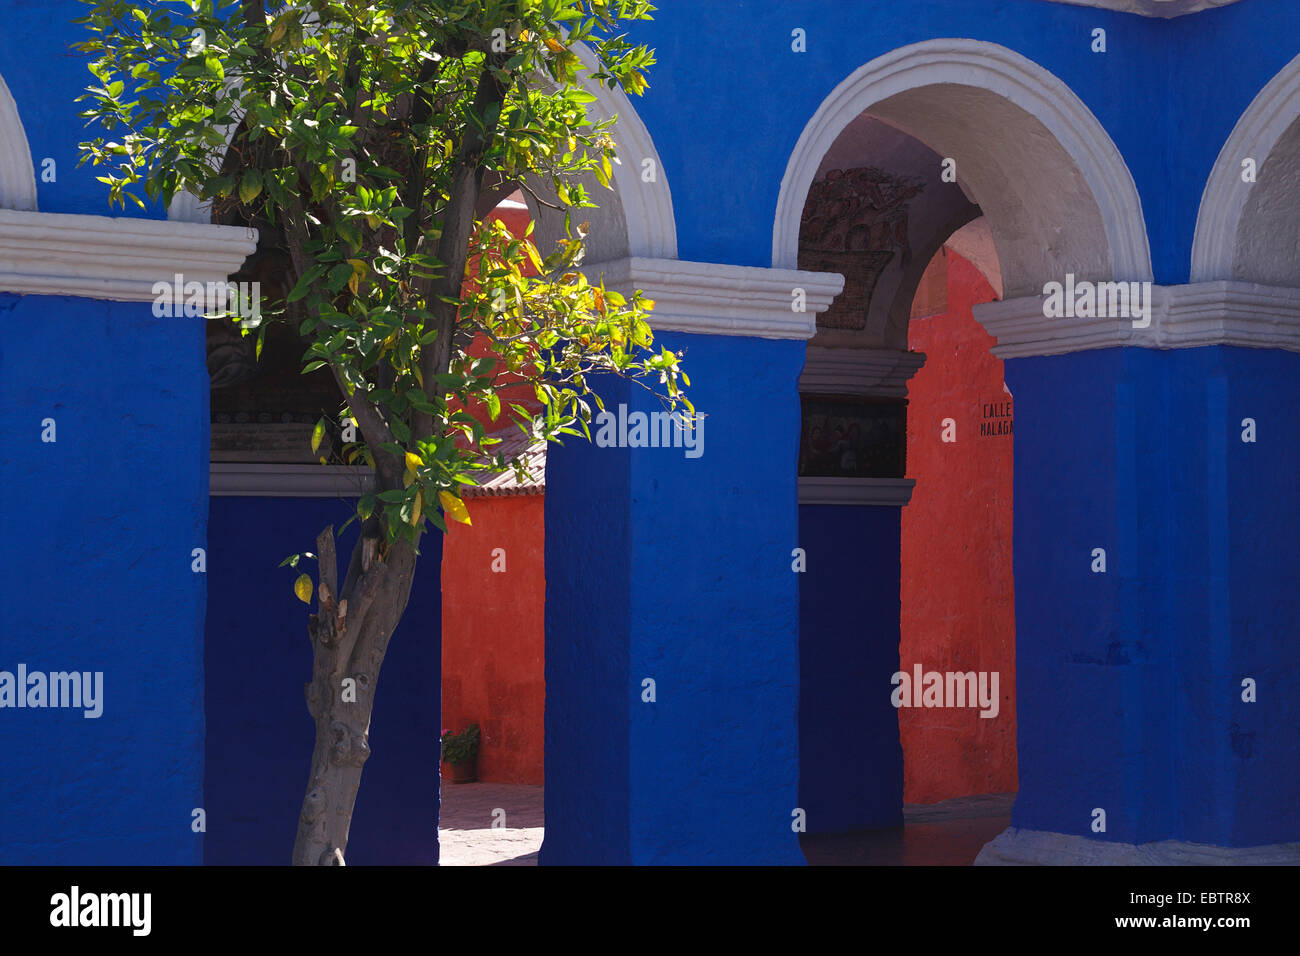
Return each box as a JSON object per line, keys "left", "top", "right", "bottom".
{"left": 238, "top": 169, "right": 262, "bottom": 204}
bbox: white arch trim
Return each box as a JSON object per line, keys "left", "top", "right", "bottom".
{"left": 0, "top": 73, "right": 37, "bottom": 211}
{"left": 168, "top": 42, "right": 677, "bottom": 260}
{"left": 1191, "top": 51, "right": 1300, "bottom": 283}
{"left": 568, "top": 41, "right": 676, "bottom": 260}
{"left": 772, "top": 38, "right": 1152, "bottom": 283}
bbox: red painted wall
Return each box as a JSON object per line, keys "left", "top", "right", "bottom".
{"left": 441, "top": 493, "right": 546, "bottom": 784}
{"left": 440, "top": 197, "right": 546, "bottom": 785}
{"left": 899, "top": 248, "right": 1017, "bottom": 804}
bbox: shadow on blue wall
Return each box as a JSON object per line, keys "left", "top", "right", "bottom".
{"left": 205, "top": 496, "right": 442, "bottom": 865}
{"left": 799, "top": 504, "right": 905, "bottom": 834}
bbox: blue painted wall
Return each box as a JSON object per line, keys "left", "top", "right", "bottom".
{"left": 1007, "top": 345, "right": 1300, "bottom": 848}
{"left": 1173, "top": 347, "right": 1300, "bottom": 847}
{"left": 0, "top": 293, "right": 207, "bottom": 864}
{"left": 9, "top": 0, "right": 1300, "bottom": 273}
{"left": 621, "top": 0, "right": 1300, "bottom": 284}
{"left": 1, "top": 0, "right": 170, "bottom": 218}
{"left": 798, "top": 504, "right": 905, "bottom": 834}
{"left": 205, "top": 496, "right": 442, "bottom": 865}
{"left": 544, "top": 331, "right": 806, "bottom": 864}
{"left": 6, "top": 0, "right": 1300, "bottom": 865}
{"left": 541, "top": 373, "right": 632, "bottom": 866}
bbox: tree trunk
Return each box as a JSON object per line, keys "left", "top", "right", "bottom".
{"left": 291, "top": 521, "right": 420, "bottom": 865}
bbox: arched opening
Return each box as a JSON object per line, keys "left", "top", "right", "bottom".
{"left": 1193, "top": 51, "right": 1300, "bottom": 284}
{"left": 782, "top": 39, "right": 1150, "bottom": 863}
{"left": 0, "top": 71, "right": 37, "bottom": 212}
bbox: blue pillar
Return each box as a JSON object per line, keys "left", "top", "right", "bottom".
{"left": 798, "top": 504, "right": 904, "bottom": 833}
{"left": 0, "top": 295, "right": 207, "bottom": 864}
{"left": 1005, "top": 345, "right": 1300, "bottom": 850}
{"left": 543, "top": 330, "right": 807, "bottom": 865}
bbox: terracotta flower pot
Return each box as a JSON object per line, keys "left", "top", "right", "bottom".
{"left": 444, "top": 759, "right": 477, "bottom": 784}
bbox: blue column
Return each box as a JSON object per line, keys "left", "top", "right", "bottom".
{"left": 798, "top": 504, "right": 905, "bottom": 833}
{"left": 0, "top": 295, "right": 207, "bottom": 864}
{"left": 543, "top": 331, "right": 807, "bottom": 865}
{"left": 1005, "top": 345, "right": 1300, "bottom": 849}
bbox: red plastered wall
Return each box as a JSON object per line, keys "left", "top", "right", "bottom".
{"left": 441, "top": 493, "right": 546, "bottom": 784}
{"left": 900, "top": 249, "right": 1017, "bottom": 804}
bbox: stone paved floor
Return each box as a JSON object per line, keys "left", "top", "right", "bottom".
{"left": 438, "top": 784, "right": 1013, "bottom": 866}
{"left": 800, "top": 791, "right": 1016, "bottom": 865}
{"left": 438, "top": 782, "right": 543, "bottom": 866}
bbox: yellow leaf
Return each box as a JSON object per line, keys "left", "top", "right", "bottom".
{"left": 545, "top": 37, "right": 566, "bottom": 54}
{"left": 347, "top": 257, "right": 366, "bottom": 296}
{"left": 592, "top": 287, "right": 606, "bottom": 314}
{"left": 293, "top": 573, "right": 313, "bottom": 604}
{"left": 405, "top": 451, "right": 423, "bottom": 472}
{"left": 410, "top": 489, "right": 423, "bottom": 526}
{"left": 524, "top": 241, "right": 543, "bottom": 274}
{"left": 439, "top": 490, "right": 472, "bottom": 526}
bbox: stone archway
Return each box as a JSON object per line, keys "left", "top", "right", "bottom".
{"left": 0, "top": 71, "right": 36, "bottom": 212}
{"left": 774, "top": 39, "right": 1158, "bottom": 860}
{"left": 1192, "top": 50, "right": 1300, "bottom": 284}
{"left": 773, "top": 38, "right": 1152, "bottom": 299}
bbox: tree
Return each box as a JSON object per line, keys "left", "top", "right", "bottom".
{"left": 75, "top": 0, "right": 690, "bottom": 866}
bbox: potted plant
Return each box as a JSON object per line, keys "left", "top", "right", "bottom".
{"left": 440, "top": 724, "right": 481, "bottom": 784}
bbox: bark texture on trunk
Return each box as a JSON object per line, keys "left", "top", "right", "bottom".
{"left": 291, "top": 522, "right": 419, "bottom": 866}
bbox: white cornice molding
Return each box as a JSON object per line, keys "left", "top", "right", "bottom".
{"left": 800, "top": 347, "right": 926, "bottom": 397}
{"left": 211, "top": 464, "right": 374, "bottom": 498}
{"left": 799, "top": 477, "right": 916, "bottom": 507}
{"left": 1041, "top": 0, "right": 1246, "bottom": 16}
{"left": 975, "top": 282, "right": 1300, "bottom": 358}
{"left": 586, "top": 257, "right": 844, "bottom": 340}
{"left": 0, "top": 209, "right": 258, "bottom": 301}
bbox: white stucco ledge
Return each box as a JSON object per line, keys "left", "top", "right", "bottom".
{"left": 799, "top": 477, "right": 916, "bottom": 507}
{"left": 977, "top": 827, "right": 1300, "bottom": 865}
{"left": 0, "top": 209, "right": 258, "bottom": 302}
{"left": 1041, "top": 0, "right": 1246, "bottom": 16}
{"left": 584, "top": 257, "right": 845, "bottom": 340}
{"left": 975, "top": 282, "right": 1300, "bottom": 358}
